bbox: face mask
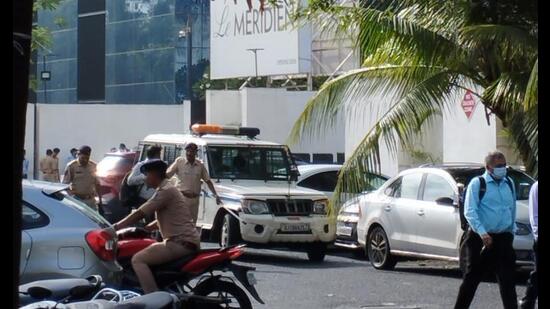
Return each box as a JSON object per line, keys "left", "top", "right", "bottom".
{"left": 492, "top": 167, "right": 507, "bottom": 179}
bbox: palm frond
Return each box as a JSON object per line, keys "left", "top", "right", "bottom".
{"left": 523, "top": 59, "right": 538, "bottom": 111}
{"left": 326, "top": 70, "right": 463, "bottom": 215}
{"left": 287, "top": 64, "right": 450, "bottom": 145}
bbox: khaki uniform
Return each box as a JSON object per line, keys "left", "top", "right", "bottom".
{"left": 63, "top": 159, "right": 99, "bottom": 210}
{"left": 166, "top": 157, "right": 210, "bottom": 223}
{"left": 133, "top": 179, "right": 200, "bottom": 293}
{"left": 40, "top": 156, "right": 56, "bottom": 181}
{"left": 51, "top": 157, "right": 60, "bottom": 182}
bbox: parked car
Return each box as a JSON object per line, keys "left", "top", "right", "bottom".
{"left": 296, "top": 164, "right": 389, "bottom": 253}
{"left": 96, "top": 151, "right": 139, "bottom": 201}
{"left": 96, "top": 151, "right": 139, "bottom": 222}
{"left": 20, "top": 180, "right": 122, "bottom": 284}
{"left": 356, "top": 163, "right": 535, "bottom": 271}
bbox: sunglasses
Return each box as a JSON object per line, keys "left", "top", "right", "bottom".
{"left": 493, "top": 163, "right": 507, "bottom": 168}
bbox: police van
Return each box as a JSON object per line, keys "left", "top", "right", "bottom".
{"left": 138, "top": 124, "right": 336, "bottom": 262}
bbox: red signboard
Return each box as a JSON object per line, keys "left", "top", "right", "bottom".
{"left": 461, "top": 90, "right": 477, "bottom": 120}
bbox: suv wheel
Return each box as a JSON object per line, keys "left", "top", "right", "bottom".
{"left": 367, "top": 226, "right": 397, "bottom": 270}
{"left": 307, "top": 242, "right": 327, "bottom": 262}
{"left": 219, "top": 213, "right": 241, "bottom": 248}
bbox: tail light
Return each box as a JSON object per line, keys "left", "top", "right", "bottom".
{"left": 228, "top": 247, "right": 244, "bottom": 260}
{"left": 86, "top": 229, "right": 116, "bottom": 261}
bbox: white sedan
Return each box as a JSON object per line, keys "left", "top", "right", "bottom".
{"left": 356, "top": 164, "right": 535, "bottom": 271}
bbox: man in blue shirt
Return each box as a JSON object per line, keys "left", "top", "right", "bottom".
{"left": 454, "top": 151, "right": 518, "bottom": 309}
{"left": 519, "top": 181, "right": 538, "bottom": 308}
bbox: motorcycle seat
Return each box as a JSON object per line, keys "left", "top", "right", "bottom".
{"left": 151, "top": 253, "right": 198, "bottom": 272}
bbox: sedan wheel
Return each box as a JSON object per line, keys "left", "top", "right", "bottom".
{"left": 367, "top": 226, "right": 397, "bottom": 270}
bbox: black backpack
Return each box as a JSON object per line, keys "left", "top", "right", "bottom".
{"left": 119, "top": 171, "right": 143, "bottom": 209}
{"left": 459, "top": 176, "right": 515, "bottom": 231}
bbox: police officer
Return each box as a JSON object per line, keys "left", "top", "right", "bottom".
{"left": 166, "top": 143, "right": 222, "bottom": 223}
{"left": 52, "top": 148, "right": 61, "bottom": 182}
{"left": 111, "top": 159, "right": 200, "bottom": 294}
{"left": 40, "top": 149, "right": 54, "bottom": 181}
{"left": 63, "top": 145, "right": 102, "bottom": 211}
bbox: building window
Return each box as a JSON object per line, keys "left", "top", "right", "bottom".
{"left": 312, "top": 153, "right": 333, "bottom": 164}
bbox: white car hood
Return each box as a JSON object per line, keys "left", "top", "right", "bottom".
{"left": 215, "top": 181, "right": 326, "bottom": 199}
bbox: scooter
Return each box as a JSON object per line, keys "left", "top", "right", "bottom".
{"left": 116, "top": 227, "right": 265, "bottom": 309}
{"left": 20, "top": 285, "right": 226, "bottom": 309}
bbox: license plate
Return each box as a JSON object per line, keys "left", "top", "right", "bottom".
{"left": 280, "top": 223, "right": 310, "bottom": 232}
{"left": 336, "top": 223, "right": 353, "bottom": 236}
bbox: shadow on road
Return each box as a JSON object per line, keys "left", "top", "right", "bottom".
{"left": 394, "top": 266, "right": 530, "bottom": 286}
{"left": 236, "top": 249, "right": 362, "bottom": 270}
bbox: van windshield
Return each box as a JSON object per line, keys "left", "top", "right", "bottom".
{"left": 207, "top": 146, "right": 293, "bottom": 181}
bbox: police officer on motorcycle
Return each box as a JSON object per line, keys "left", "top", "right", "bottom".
{"left": 111, "top": 159, "right": 200, "bottom": 294}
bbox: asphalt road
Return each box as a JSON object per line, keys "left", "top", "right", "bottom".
{"left": 204, "top": 243, "right": 535, "bottom": 309}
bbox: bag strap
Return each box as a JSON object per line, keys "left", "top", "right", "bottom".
{"left": 478, "top": 176, "right": 486, "bottom": 201}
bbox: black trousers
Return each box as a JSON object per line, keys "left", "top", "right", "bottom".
{"left": 520, "top": 240, "right": 538, "bottom": 308}
{"left": 454, "top": 229, "right": 517, "bottom": 309}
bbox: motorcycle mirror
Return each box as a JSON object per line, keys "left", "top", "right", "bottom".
{"left": 69, "top": 285, "right": 95, "bottom": 298}
{"left": 27, "top": 286, "right": 52, "bottom": 299}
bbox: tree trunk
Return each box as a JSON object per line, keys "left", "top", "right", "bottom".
{"left": 13, "top": 0, "right": 33, "bottom": 305}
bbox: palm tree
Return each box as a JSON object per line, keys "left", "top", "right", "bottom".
{"left": 289, "top": 0, "right": 537, "bottom": 213}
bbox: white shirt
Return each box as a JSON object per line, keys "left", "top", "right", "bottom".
{"left": 127, "top": 158, "right": 156, "bottom": 199}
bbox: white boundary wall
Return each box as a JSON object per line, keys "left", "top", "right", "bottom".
{"left": 24, "top": 102, "right": 191, "bottom": 177}
{"left": 206, "top": 88, "right": 346, "bottom": 161}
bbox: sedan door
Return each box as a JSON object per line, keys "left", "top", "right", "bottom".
{"left": 381, "top": 172, "right": 424, "bottom": 252}
{"left": 416, "top": 173, "right": 461, "bottom": 258}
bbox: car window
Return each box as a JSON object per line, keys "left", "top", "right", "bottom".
{"left": 48, "top": 192, "right": 110, "bottom": 228}
{"left": 364, "top": 173, "right": 388, "bottom": 191}
{"left": 22, "top": 203, "right": 49, "bottom": 230}
{"left": 384, "top": 178, "right": 402, "bottom": 197}
{"left": 399, "top": 173, "right": 424, "bottom": 199}
{"left": 422, "top": 174, "right": 455, "bottom": 203}
{"left": 298, "top": 171, "right": 338, "bottom": 192}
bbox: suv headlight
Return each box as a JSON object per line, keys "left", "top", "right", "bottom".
{"left": 313, "top": 199, "right": 328, "bottom": 215}
{"left": 515, "top": 222, "right": 531, "bottom": 236}
{"left": 242, "top": 200, "right": 270, "bottom": 215}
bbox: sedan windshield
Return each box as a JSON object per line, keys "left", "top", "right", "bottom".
{"left": 207, "top": 146, "right": 293, "bottom": 180}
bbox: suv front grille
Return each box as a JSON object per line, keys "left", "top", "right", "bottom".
{"left": 266, "top": 199, "right": 313, "bottom": 216}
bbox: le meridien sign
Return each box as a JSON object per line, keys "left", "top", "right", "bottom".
{"left": 210, "top": 0, "right": 311, "bottom": 79}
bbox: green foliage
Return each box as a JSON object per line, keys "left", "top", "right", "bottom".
{"left": 289, "top": 0, "right": 538, "bottom": 215}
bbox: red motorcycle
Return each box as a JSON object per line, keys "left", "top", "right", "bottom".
{"left": 115, "top": 227, "right": 264, "bottom": 309}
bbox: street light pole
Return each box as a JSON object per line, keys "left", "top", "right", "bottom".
{"left": 43, "top": 55, "right": 47, "bottom": 104}
{"left": 246, "top": 48, "right": 264, "bottom": 77}
{"left": 179, "top": 16, "right": 193, "bottom": 100}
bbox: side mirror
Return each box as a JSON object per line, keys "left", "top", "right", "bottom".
{"left": 435, "top": 197, "right": 455, "bottom": 206}
{"left": 289, "top": 168, "right": 300, "bottom": 182}
{"left": 518, "top": 183, "right": 531, "bottom": 199}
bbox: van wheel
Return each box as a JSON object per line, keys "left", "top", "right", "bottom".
{"left": 367, "top": 226, "right": 397, "bottom": 270}
{"left": 219, "top": 213, "right": 241, "bottom": 248}
{"left": 307, "top": 243, "right": 327, "bottom": 262}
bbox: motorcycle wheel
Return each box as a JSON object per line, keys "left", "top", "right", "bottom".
{"left": 194, "top": 280, "right": 252, "bottom": 309}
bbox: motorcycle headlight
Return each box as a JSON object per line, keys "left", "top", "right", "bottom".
{"left": 242, "top": 200, "right": 270, "bottom": 215}
{"left": 515, "top": 222, "right": 531, "bottom": 236}
{"left": 313, "top": 200, "right": 328, "bottom": 215}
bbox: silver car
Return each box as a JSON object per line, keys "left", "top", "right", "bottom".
{"left": 20, "top": 180, "right": 122, "bottom": 284}
{"left": 356, "top": 164, "right": 535, "bottom": 270}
